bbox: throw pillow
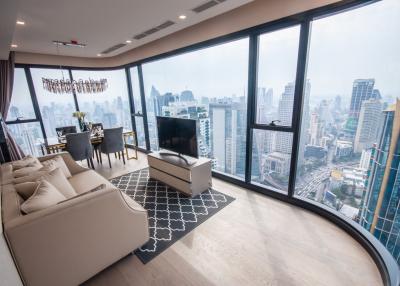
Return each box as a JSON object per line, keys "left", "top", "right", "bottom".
{"left": 21, "top": 180, "right": 66, "bottom": 214}
{"left": 12, "top": 155, "right": 41, "bottom": 170}
{"left": 41, "top": 156, "right": 72, "bottom": 178}
{"left": 13, "top": 164, "right": 43, "bottom": 178}
{"left": 15, "top": 182, "right": 40, "bottom": 200}
{"left": 13, "top": 170, "right": 53, "bottom": 184}
{"left": 39, "top": 168, "right": 77, "bottom": 198}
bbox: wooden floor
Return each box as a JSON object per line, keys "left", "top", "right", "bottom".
{"left": 82, "top": 151, "right": 382, "bottom": 286}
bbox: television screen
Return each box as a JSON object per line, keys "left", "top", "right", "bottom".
{"left": 156, "top": 116, "right": 198, "bottom": 158}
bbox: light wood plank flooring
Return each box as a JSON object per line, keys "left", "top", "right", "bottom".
{"left": 81, "top": 151, "right": 382, "bottom": 286}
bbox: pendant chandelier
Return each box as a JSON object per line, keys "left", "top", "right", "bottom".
{"left": 42, "top": 41, "right": 108, "bottom": 94}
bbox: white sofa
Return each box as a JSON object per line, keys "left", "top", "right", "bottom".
{"left": 0, "top": 152, "right": 149, "bottom": 286}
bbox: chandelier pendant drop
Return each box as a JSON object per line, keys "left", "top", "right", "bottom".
{"left": 42, "top": 40, "right": 108, "bottom": 94}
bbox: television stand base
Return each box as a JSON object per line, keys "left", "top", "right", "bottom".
{"left": 159, "top": 152, "right": 193, "bottom": 165}
{"left": 147, "top": 151, "right": 212, "bottom": 197}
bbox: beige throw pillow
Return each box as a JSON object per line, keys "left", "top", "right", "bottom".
{"left": 15, "top": 182, "right": 40, "bottom": 200}
{"left": 41, "top": 156, "right": 72, "bottom": 178}
{"left": 21, "top": 180, "right": 66, "bottom": 214}
{"left": 13, "top": 164, "right": 43, "bottom": 178}
{"left": 12, "top": 155, "right": 41, "bottom": 170}
{"left": 39, "top": 168, "right": 77, "bottom": 198}
{"left": 12, "top": 162, "right": 61, "bottom": 184}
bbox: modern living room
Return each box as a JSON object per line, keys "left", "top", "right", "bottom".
{"left": 0, "top": 0, "right": 399, "bottom": 285}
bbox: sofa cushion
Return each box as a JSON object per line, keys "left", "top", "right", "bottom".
{"left": 11, "top": 155, "right": 41, "bottom": 171}
{"left": 39, "top": 168, "right": 77, "bottom": 199}
{"left": 13, "top": 164, "right": 43, "bottom": 178}
{"left": 15, "top": 182, "right": 40, "bottom": 200}
{"left": 21, "top": 180, "right": 66, "bottom": 214}
{"left": 41, "top": 156, "right": 72, "bottom": 178}
{"left": 68, "top": 170, "right": 114, "bottom": 194}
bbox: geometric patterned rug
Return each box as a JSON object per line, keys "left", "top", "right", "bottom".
{"left": 110, "top": 168, "right": 235, "bottom": 264}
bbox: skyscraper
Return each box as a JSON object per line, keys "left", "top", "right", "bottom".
{"left": 309, "top": 112, "right": 325, "bottom": 146}
{"left": 360, "top": 100, "right": 400, "bottom": 264}
{"left": 344, "top": 79, "right": 380, "bottom": 139}
{"left": 209, "top": 99, "right": 246, "bottom": 177}
{"left": 354, "top": 99, "right": 382, "bottom": 153}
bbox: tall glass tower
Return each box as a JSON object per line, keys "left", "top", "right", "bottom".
{"left": 360, "top": 99, "right": 400, "bottom": 264}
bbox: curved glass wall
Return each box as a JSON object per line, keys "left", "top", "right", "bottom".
{"left": 7, "top": 0, "right": 400, "bottom": 278}
{"left": 294, "top": 0, "right": 400, "bottom": 265}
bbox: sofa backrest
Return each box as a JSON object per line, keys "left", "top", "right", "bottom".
{"left": 0, "top": 180, "right": 24, "bottom": 286}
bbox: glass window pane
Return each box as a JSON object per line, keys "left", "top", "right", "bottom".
{"left": 256, "top": 25, "right": 300, "bottom": 126}
{"left": 251, "top": 129, "right": 292, "bottom": 193}
{"left": 7, "top": 68, "right": 36, "bottom": 121}
{"left": 8, "top": 122, "right": 44, "bottom": 157}
{"left": 134, "top": 116, "right": 146, "bottom": 148}
{"left": 129, "top": 67, "right": 143, "bottom": 114}
{"left": 294, "top": 0, "right": 400, "bottom": 264}
{"left": 30, "top": 68, "right": 78, "bottom": 139}
{"left": 72, "top": 69, "right": 133, "bottom": 131}
{"left": 142, "top": 38, "right": 249, "bottom": 179}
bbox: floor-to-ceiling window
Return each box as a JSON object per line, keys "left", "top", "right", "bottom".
{"left": 250, "top": 25, "right": 300, "bottom": 193}
{"left": 6, "top": 68, "right": 44, "bottom": 156}
{"left": 71, "top": 69, "right": 132, "bottom": 132}
{"left": 141, "top": 38, "right": 249, "bottom": 179}
{"left": 129, "top": 67, "right": 147, "bottom": 149}
{"left": 30, "top": 68, "right": 78, "bottom": 139}
{"left": 294, "top": 0, "right": 400, "bottom": 264}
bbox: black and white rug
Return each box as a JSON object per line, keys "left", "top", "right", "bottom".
{"left": 110, "top": 168, "right": 235, "bottom": 264}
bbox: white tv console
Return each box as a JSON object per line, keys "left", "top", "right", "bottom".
{"left": 147, "top": 151, "right": 212, "bottom": 197}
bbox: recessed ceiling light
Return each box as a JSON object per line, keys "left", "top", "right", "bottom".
{"left": 179, "top": 15, "right": 187, "bottom": 20}
{"left": 126, "top": 40, "right": 132, "bottom": 44}
{"left": 11, "top": 44, "right": 18, "bottom": 48}
{"left": 97, "top": 53, "right": 102, "bottom": 57}
{"left": 16, "top": 20, "right": 25, "bottom": 25}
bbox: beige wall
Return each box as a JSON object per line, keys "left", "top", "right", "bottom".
{"left": 15, "top": 0, "right": 341, "bottom": 68}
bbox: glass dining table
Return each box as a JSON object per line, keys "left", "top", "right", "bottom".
{"left": 40, "top": 130, "right": 138, "bottom": 161}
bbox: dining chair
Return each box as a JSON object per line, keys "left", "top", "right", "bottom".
{"left": 55, "top": 126, "right": 77, "bottom": 137}
{"left": 90, "top": 123, "right": 103, "bottom": 164}
{"left": 100, "top": 127, "right": 125, "bottom": 168}
{"left": 65, "top": 131, "right": 95, "bottom": 169}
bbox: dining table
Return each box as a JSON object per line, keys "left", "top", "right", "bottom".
{"left": 40, "top": 130, "right": 138, "bottom": 161}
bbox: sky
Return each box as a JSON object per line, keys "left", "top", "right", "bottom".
{"left": 10, "top": 0, "right": 400, "bottom": 117}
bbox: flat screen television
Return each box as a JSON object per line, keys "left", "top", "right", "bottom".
{"left": 156, "top": 116, "right": 198, "bottom": 158}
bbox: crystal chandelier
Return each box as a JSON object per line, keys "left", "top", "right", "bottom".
{"left": 42, "top": 40, "right": 108, "bottom": 94}
{"left": 42, "top": 78, "right": 108, "bottom": 94}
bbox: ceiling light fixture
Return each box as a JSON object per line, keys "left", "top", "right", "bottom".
{"left": 179, "top": 15, "right": 187, "bottom": 20}
{"left": 126, "top": 40, "right": 132, "bottom": 44}
{"left": 16, "top": 20, "right": 25, "bottom": 25}
{"left": 97, "top": 53, "right": 102, "bottom": 57}
{"left": 11, "top": 44, "right": 18, "bottom": 48}
{"left": 42, "top": 42, "right": 108, "bottom": 94}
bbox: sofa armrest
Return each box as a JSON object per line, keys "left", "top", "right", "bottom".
{"left": 4, "top": 188, "right": 149, "bottom": 286}
{"left": 38, "top": 152, "right": 88, "bottom": 175}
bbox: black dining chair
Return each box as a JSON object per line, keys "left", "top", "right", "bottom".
{"left": 100, "top": 127, "right": 125, "bottom": 168}
{"left": 65, "top": 131, "right": 95, "bottom": 169}
{"left": 56, "top": 126, "right": 77, "bottom": 137}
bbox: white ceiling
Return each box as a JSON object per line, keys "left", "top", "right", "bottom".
{"left": 5, "top": 0, "right": 253, "bottom": 59}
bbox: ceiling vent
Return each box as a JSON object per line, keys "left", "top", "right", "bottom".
{"left": 192, "top": 0, "right": 226, "bottom": 13}
{"left": 101, "top": 43, "right": 126, "bottom": 54}
{"left": 133, "top": 20, "right": 176, "bottom": 40}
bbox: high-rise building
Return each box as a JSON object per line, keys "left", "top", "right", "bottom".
{"left": 344, "top": 79, "right": 380, "bottom": 139}
{"left": 275, "top": 82, "right": 295, "bottom": 154}
{"left": 309, "top": 112, "right": 325, "bottom": 146}
{"left": 354, "top": 99, "right": 382, "bottom": 153}
{"left": 360, "top": 100, "right": 400, "bottom": 264}
{"left": 209, "top": 100, "right": 246, "bottom": 177}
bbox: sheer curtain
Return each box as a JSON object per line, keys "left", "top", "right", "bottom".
{"left": 0, "top": 52, "right": 24, "bottom": 160}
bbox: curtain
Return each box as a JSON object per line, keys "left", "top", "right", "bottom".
{"left": 0, "top": 52, "right": 24, "bottom": 160}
